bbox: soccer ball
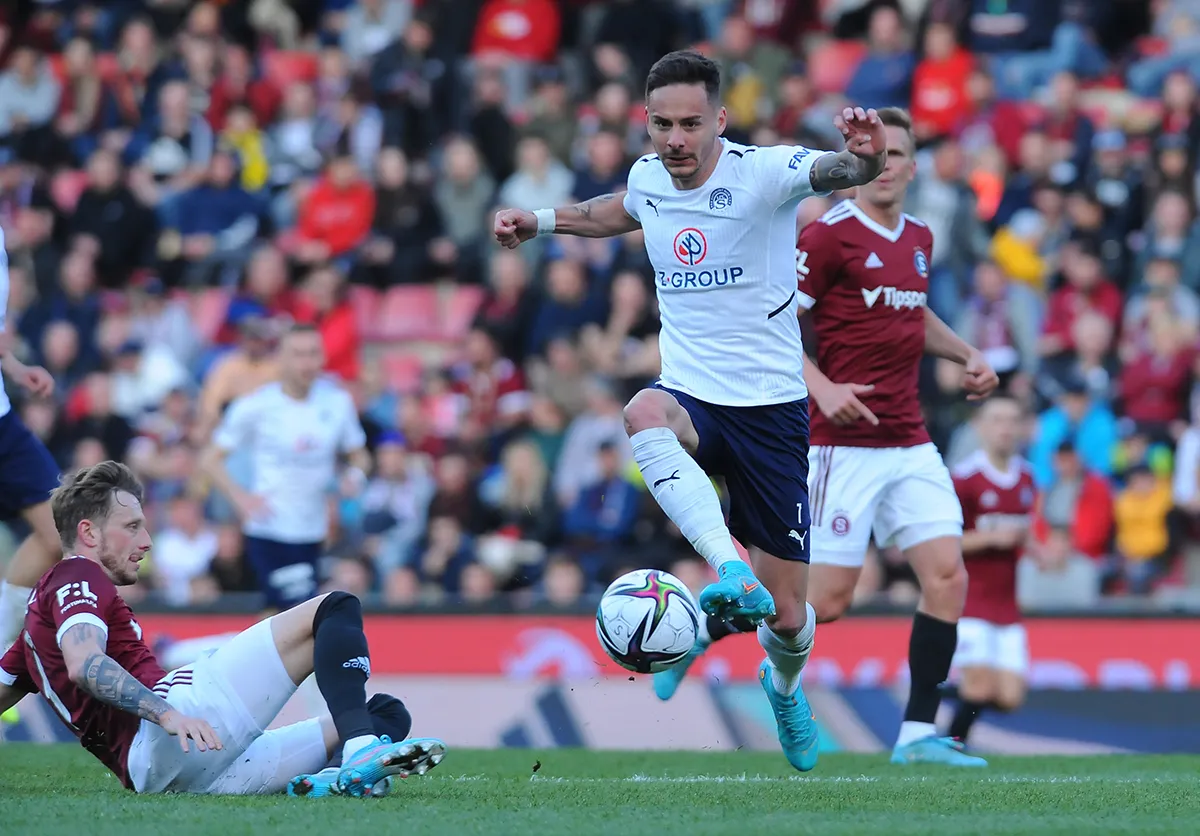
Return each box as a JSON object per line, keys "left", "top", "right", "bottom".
{"left": 595, "top": 569, "right": 700, "bottom": 673}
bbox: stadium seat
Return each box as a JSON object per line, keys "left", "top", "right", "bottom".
{"left": 808, "top": 40, "right": 867, "bottom": 96}
{"left": 380, "top": 351, "right": 425, "bottom": 393}
{"left": 376, "top": 285, "right": 441, "bottom": 342}
{"left": 262, "top": 51, "right": 319, "bottom": 88}
{"left": 50, "top": 170, "right": 90, "bottom": 212}
{"left": 439, "top": 285, "right": 485, "bottom": 342}
{"left": 190, "top": 288, "right": 233, "bottom": 344}
{"left": 348, "top": 285, "right": 382, "bottom": 342}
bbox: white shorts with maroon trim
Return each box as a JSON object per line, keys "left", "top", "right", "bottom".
{"left": 807, "top": 442, "right": 963, "bottom": 567}
{"left": 126, "top": 618, "right": 327, "bottom": 794}
{"left": 953, "top": 617, "right": 1030, "bottom": 675}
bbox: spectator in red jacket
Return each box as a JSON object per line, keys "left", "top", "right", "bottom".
{"left": 1119, "top": 314, "right": 1194, "bottom": 435}
{"left": 911, "top": 21, "right": 975, "bottom": 142}
{"left": 1041, "top": 238, "right": 1124, "bottom": 357}
{"left": 1033, "top": 442, "right": 1114, "bottom": 560}
{"left": 472, "top": 0, "right": 561, "bottom": 63}
{"left": 206, "top": 43, "right": 282, "bottom": 132}
{"left": 294, "top": 152, "right": 375, "bottom": 264}
{"left": 295, "top": 265, "right": 359, "bottom": 383}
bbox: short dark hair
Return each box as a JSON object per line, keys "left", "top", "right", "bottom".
{"left": 51, "top": 461, "right": 145, "bottom": 549}
{"left": 645, "top": 50, "right": 721, "bottom": 103}
{"left": 876, "top": 106, "right": 914, "bottom": 145}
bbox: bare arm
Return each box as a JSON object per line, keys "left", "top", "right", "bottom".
{"left": 551, "top": 192, "right": 642, "bottom": 238}
{"left": 809, "top": 148, "right": 887, "bottom": 193}
{"left": 923, "top": 307, "right": 974, "bottom": 364}
{"left": 200, "top": 444, "right": 241, "bottom": 503}
{"left": 61, "top": 622, "right": 172, "bottom": 724}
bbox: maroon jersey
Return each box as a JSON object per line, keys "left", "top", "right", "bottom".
{"left": 796, "top": 202, "right": 933, "bottom": 448}
{"left": 0, "top": 557, "right": 165, "bottom": 789}
{"left": 953, "top": 450, "right": 1037, "bottom": 625}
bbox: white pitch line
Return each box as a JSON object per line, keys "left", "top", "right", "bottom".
{"left": 434, "top": 774, "right": 1189, "bottom": 786}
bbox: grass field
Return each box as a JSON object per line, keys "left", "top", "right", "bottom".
{"left": 1, "top": 745, "right": 1197, "bottom": 835}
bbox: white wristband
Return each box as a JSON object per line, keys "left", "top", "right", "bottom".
{"left": 533, "top": 208, "right": 557, "bottom": 237}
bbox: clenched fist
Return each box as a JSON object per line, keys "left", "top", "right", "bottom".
{"left": 494, "top": 208, "right": 539, "bottom": 249}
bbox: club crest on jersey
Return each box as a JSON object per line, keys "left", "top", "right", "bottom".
{"left": 913, "top": 248, "right": 929, "bottom": 278}
{"left": 830, "top": 512, "right": 851, "bottom": 537}
{"left": 674, "top": 228, "right": 708, "bottom": 266}
{"left": 708, "top": 187, "right": 733, "bottom": 211}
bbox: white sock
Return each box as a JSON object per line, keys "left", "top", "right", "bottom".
{"left": 758, "top": 602, "right": 816, "bottom": 696}
{"left": 696, "top": 614, "right": 712, "bottom": 646}
{"left": 342, "top": 734, "right": 380, "bottom": 763}
{"left": 896, "top": 721, "right": 938, "bottom": 748}
{"left": 631, "top": 427, "right": 742, "bottom": 573}
{"left": 0, "top": 582, "right": 33, "bottom": 653}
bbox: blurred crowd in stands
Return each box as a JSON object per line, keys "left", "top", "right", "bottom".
{"left": 2, "top": 0, "right": 1200, "bottom": 611}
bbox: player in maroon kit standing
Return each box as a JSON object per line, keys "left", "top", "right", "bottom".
{"left": 0, "top": 460, "right": 444, "bottom": 797}
{"left": 946, "top": 395, "right": 1037, "bottom": 746}
{"left": 652, "top": 108, "right": 999, "bottom": 766}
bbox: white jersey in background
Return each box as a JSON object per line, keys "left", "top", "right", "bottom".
{"left": 213, "top": 377, "right": 366, "bottom": 544}
{"left": 0, "top": 228, "right": 12, "bottom": 418}
{"left": 623, "top": 139, "right": 833, "bottom": 406}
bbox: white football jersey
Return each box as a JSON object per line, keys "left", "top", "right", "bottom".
{"left": 623, "top": 139, "right": 833, "bottom": 407}
{"left": 213, "top": 377, "right": 366, "bottom": 544}
{"left": 0, "top": 228, "right": 11, "bottom": 418}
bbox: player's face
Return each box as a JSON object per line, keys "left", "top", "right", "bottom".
{"left": 858, "top": 124, "right": 916, "bottom": 208}
{"left": 94, "top": 491, "right": 152, "bottom": 586}
{"left": 980, "top": 399, "right": 1022, "bottom": 459}
{"left": 646, "top": 83, "right": 726, "bottom": 185}
{"left": 280, "top": 331, "right": 325, "bottom": 389}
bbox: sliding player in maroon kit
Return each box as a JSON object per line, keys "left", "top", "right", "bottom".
{"left": 0, "top": 460, "right": 444, "bottom": 797}
{"left": 654, "top": 107, "right": 999, "bottom": 767}
{"left": 946, "top": 395, "right": 1037, "bottom": 745}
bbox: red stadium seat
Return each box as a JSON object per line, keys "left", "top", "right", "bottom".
{"left": 439, "top": 285, "right": 485, "bottom": 342}
{"left": 808, "top": 40, "right": 867, "bottom": 96}
{"left": 380, "top": 351, "right": 425, "bottom": 393}
{"left": 348, "top": 285, "right": 382, "bottom": 341}
{"left": 376, "top": 285, "right": 440, "bottom": 342}
{"left": 190, "top": 288, "right": 233, "bottom": 344}
{"left": 50, "top": 170, "right": 90, "bottom": 212}
{"left": 262, "top": 51, "right": 319, "bottom": 88}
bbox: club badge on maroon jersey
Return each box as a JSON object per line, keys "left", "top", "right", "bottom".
{"left": 913, "top": 248, "right": 929, "bottom": 278}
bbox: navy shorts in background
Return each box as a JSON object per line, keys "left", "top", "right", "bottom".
{"left": 655, "top": 384, "right": 812, "bottom": 562}
{"left": 243, "top": 536, "right": 323, "bottom": 609}
{"left": 0, "top": 411, "right": 60, "bottom": 518}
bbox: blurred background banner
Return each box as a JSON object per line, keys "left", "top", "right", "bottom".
{"left": 6, "top": 613, "right": 1200, "bottom": 754}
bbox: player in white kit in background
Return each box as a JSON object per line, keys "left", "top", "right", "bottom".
{"left": 0, "top": 227, "right": 66, "bottom": 656}
{"left": 202, "top": 323, "right": 371, "bottom": 613}
{"left": 494, "top": 50, "right": 888, "bottom": 772}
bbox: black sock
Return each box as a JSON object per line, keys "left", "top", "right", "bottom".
{"left": 312, "top": 592, "right": 374, "bottom": 742}
{"left": 948, "top": 699, "right": 986, "bottom": 742}
{"left": 903, "top": 611, "right": 958, "bottom": 724}
{"left": 705, "top": 614, "right": 756, "bottom": 642}
{"left": 328, "top": 694, "right": 413, "bottom": 767}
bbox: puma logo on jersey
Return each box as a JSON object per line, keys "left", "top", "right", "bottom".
{"left": 653, "top": 470, "right": 681, "bottom": 489}
{"left": 646, "top": 198, "right": 662, "bottom": 216}
{"left": 865, "top": 252, "right": 884, "bottom": 268}
{"left": 343, "top": 656, "right": 371, "bottom": 677}
{"left": 788, "top": 529, "right": 806, "bottom": 546}
{"left": 862, "top": 286, "right": 928, "bottom": 311}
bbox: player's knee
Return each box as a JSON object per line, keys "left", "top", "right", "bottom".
{"left": 623, "top": 390, "right": 672, "bottom": 435}
{"left": 768, "top": 600, "right": 806, "bottom": 637}
{"left": 312, "top": 590, "right": 363, "bottom": 633}
{"left": 924, "top": 560, "right": 969, "bottom": 612}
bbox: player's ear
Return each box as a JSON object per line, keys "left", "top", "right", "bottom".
{"left": 716, "top": 106, "right": 727, "bottom": 137}
{"left": 76, "top": 519, "right": 98, "bottom": 550}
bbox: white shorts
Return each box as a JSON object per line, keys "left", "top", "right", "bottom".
{"left": 953, "top": 617, "right": 1029, "bottom": 675}
{"left": 808, "top": 443, "right": 963, "bottom": 567}
{"left": 126, "top": 619, "right": 328, "bottom": 795}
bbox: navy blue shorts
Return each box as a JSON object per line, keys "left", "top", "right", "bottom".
{"left": 243, "top": 536, "right": 323, "bottom": 609}
{"left": 0, "top": 410, "right": 60, "bottom": 519}
{"left": 656, "top": 385, "right": 812, "bottom": 562}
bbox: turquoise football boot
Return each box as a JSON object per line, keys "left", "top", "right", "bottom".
{"left": 288, "top": 767, "right": 394, "bottom": 798}
{"left": 698, "top": 562, "right": 775, "bottom": 625}
{"left": 758, "top": 659, "right": 819, "bottom": 772}
{"left": 652, "top": 639, "right": 709, "bottom": 701}
{"left": 890, "top": 736, "right": 988, "bottom": 767}
{"left": 337, "top": 736, "right": 447, "bottom": 797}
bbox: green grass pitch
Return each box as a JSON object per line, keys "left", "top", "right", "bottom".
{"left": 1, "top": 745, "right": 1197, "bottom": 835}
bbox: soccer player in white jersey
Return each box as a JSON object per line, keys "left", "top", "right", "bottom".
{"left": 0, "top": 228, "right": 65, "bottom": 655}
{"left": 202, "top": 323, "right": 371, "bottom": 611}
{"left": 494, "top": 50, "right": 887, "bottom": 772}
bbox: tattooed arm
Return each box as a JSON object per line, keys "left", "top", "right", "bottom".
{"left": 60, "top": 622, "right": 222, "bottom": 750}
{"left": 61, "top": 622, "right": 172, "bottom": 721}
{"left": 808, "top": 148, "right": 887, "bottom": 193}
{"left": 494, "top": 192, "right": 640, "bottom": 248}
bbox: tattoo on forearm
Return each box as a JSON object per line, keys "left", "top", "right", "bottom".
{"left": 80, "top": 651, "right": 171, "bottom": 723}
{"left": 810, "top": 150, "right": 886, "bottom": 191}
{"left": 569, "top": 193, "right": 616, "bottom": 222}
